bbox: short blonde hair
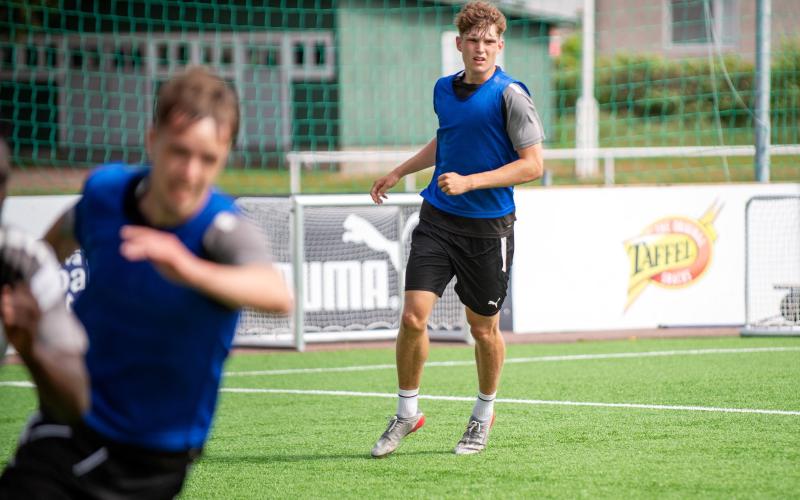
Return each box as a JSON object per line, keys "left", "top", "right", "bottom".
{"left": 455, "top": 1, "right": 507, "bottom": 37}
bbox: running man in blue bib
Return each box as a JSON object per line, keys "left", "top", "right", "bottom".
{"left": 0, "top": 67, "right": 293, "bottom": 499}
{"left": 369, "top": 1, "right": 545, "bottom": 457}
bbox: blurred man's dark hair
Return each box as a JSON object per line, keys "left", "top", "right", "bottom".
{"left": 0, "top": 137, "right": 9, "bottom": 186}
{"left": 0, "top": 137, "right": 10, "bottom": 207}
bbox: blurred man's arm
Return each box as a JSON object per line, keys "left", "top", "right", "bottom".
{"left": 44, "top": 207, "right": 80, "bottom": 262}
{"left": 3, "top": 284, "right": 89, "bottom": 422}
{"left": 119, "top": 215, "right": 293, "bottom": 314}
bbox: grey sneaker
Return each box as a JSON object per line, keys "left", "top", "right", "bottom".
{"left": 453, "top": 414, "right": 495, "bottom": 455}
{"left": 370, "top": 413, "right": 425, "bottom": 458}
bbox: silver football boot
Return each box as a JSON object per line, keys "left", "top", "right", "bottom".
{"left": 370, "top": 413, "right": 425, "bottom": 458}
{"left": 453, "top": 414, "right": 495, "bottom": 455}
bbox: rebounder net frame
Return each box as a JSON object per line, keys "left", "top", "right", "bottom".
{"left": 742, "top": 195, "right": 800, "bottom": 337}
{"left": 234, "top": 193, "right": 469, "bottom": 350}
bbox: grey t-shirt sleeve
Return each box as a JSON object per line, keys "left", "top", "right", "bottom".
{"left": 503, "top": 83, "right": 545, "bottom": 150}
{"left": 202, "top": 212, "right": 273, "bottom": 266}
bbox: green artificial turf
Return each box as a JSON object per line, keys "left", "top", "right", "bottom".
{"left": 1, "top": 336, "right": 798, "bottom": 498}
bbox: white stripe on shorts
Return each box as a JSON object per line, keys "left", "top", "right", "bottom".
{"left": 17, "top": 411, "right": 43, "bottom": 446}
{"left": 500, "top": 236, "right": 507, "bottom": 273}
{"left": 73, "top": 447, "right": 109, "bottom": 477}
{"left": 28, "top": 424, "right": 72, "bottom": 442}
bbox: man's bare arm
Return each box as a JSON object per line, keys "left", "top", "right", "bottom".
{"left": 370, "top": 138, "right": 437, "bottom": 204}
{"left": 44, "top": 207, "right": 80, "bottom": 262}
{"left": 3, "top": 286, "right": 89, "bottom": 423}
{"left": 118, "top": 225, "right": 293, "bottom": 314}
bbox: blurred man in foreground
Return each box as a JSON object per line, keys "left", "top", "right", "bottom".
{"left": 0, "top": 67, "right": 293, "bottom": 499}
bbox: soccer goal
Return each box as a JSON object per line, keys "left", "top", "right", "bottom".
{"left": 234, "top": 194, "right": 468, "bottom": 349}
{"left": 742, "top": 195, "right": 800, "bottom": 336}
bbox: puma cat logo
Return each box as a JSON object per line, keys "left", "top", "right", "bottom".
{"left": 342, "top": 213, "right": 420, "bottom": 272}
{"left": 487, "top": 297, "right": 501, "bottom": 308}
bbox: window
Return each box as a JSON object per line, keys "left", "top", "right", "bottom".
{"left": 669, "top": 0, "right": 737, "bottom": 46}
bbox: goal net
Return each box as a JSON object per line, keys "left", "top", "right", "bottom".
{"left": 6, "top": 3, "right": 800, "bottom": 193}
{"left": 234, "top": 194, "right": 467, "bottom": 349}
{"left": 742, "top": 196, "right": 800, "bottom": 336}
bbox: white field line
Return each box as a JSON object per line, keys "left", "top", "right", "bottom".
{"left": 0, "top": 381, "right": 34, "bottom": 388}
{"left": 225, "top": 346, "right": 800, "bottom": 377}
{"left": 2, "top": 377, "right": 798, "bottom": 416}
{"left": 1, "top": 381, "right": 797, "bottom": 415}
{"left": 220, "top": 388, "right": 800, "bottom": 416}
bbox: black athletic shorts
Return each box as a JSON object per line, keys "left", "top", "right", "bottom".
{"left": 405, "top": 218, "right": 514, "bottom": 316}
{"left": 0, "top": 412, "right": 200, "bottom": 500}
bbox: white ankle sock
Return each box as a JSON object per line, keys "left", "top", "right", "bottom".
{"left": 396, "top": 388, "right": 419, "bottom": 418}
{"left": 472, "top": 391, "right": 496, "bottom": 423}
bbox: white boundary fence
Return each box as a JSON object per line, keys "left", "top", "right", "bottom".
{"left": 5, "top": 183, "right": 800, "bottom": 351}
{"left": 287, "top": 145, "right": 800, "bottom": 192}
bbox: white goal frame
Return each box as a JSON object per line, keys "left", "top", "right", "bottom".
{"left": 234, "top": 193, "right": 470, "bottom": 350}
{"left": 741, "top": 195, "right": 800, "bottom": 337}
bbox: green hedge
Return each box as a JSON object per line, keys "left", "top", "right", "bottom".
{"left": 554, "top": 36, "right": 800, "bottom": 137}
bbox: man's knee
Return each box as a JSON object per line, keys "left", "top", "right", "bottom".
{"left": 469, "top": 323, "right": 500, "bottom": 343}
{"left": 400, "top": 310, "right": 428, "bottom": 335}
